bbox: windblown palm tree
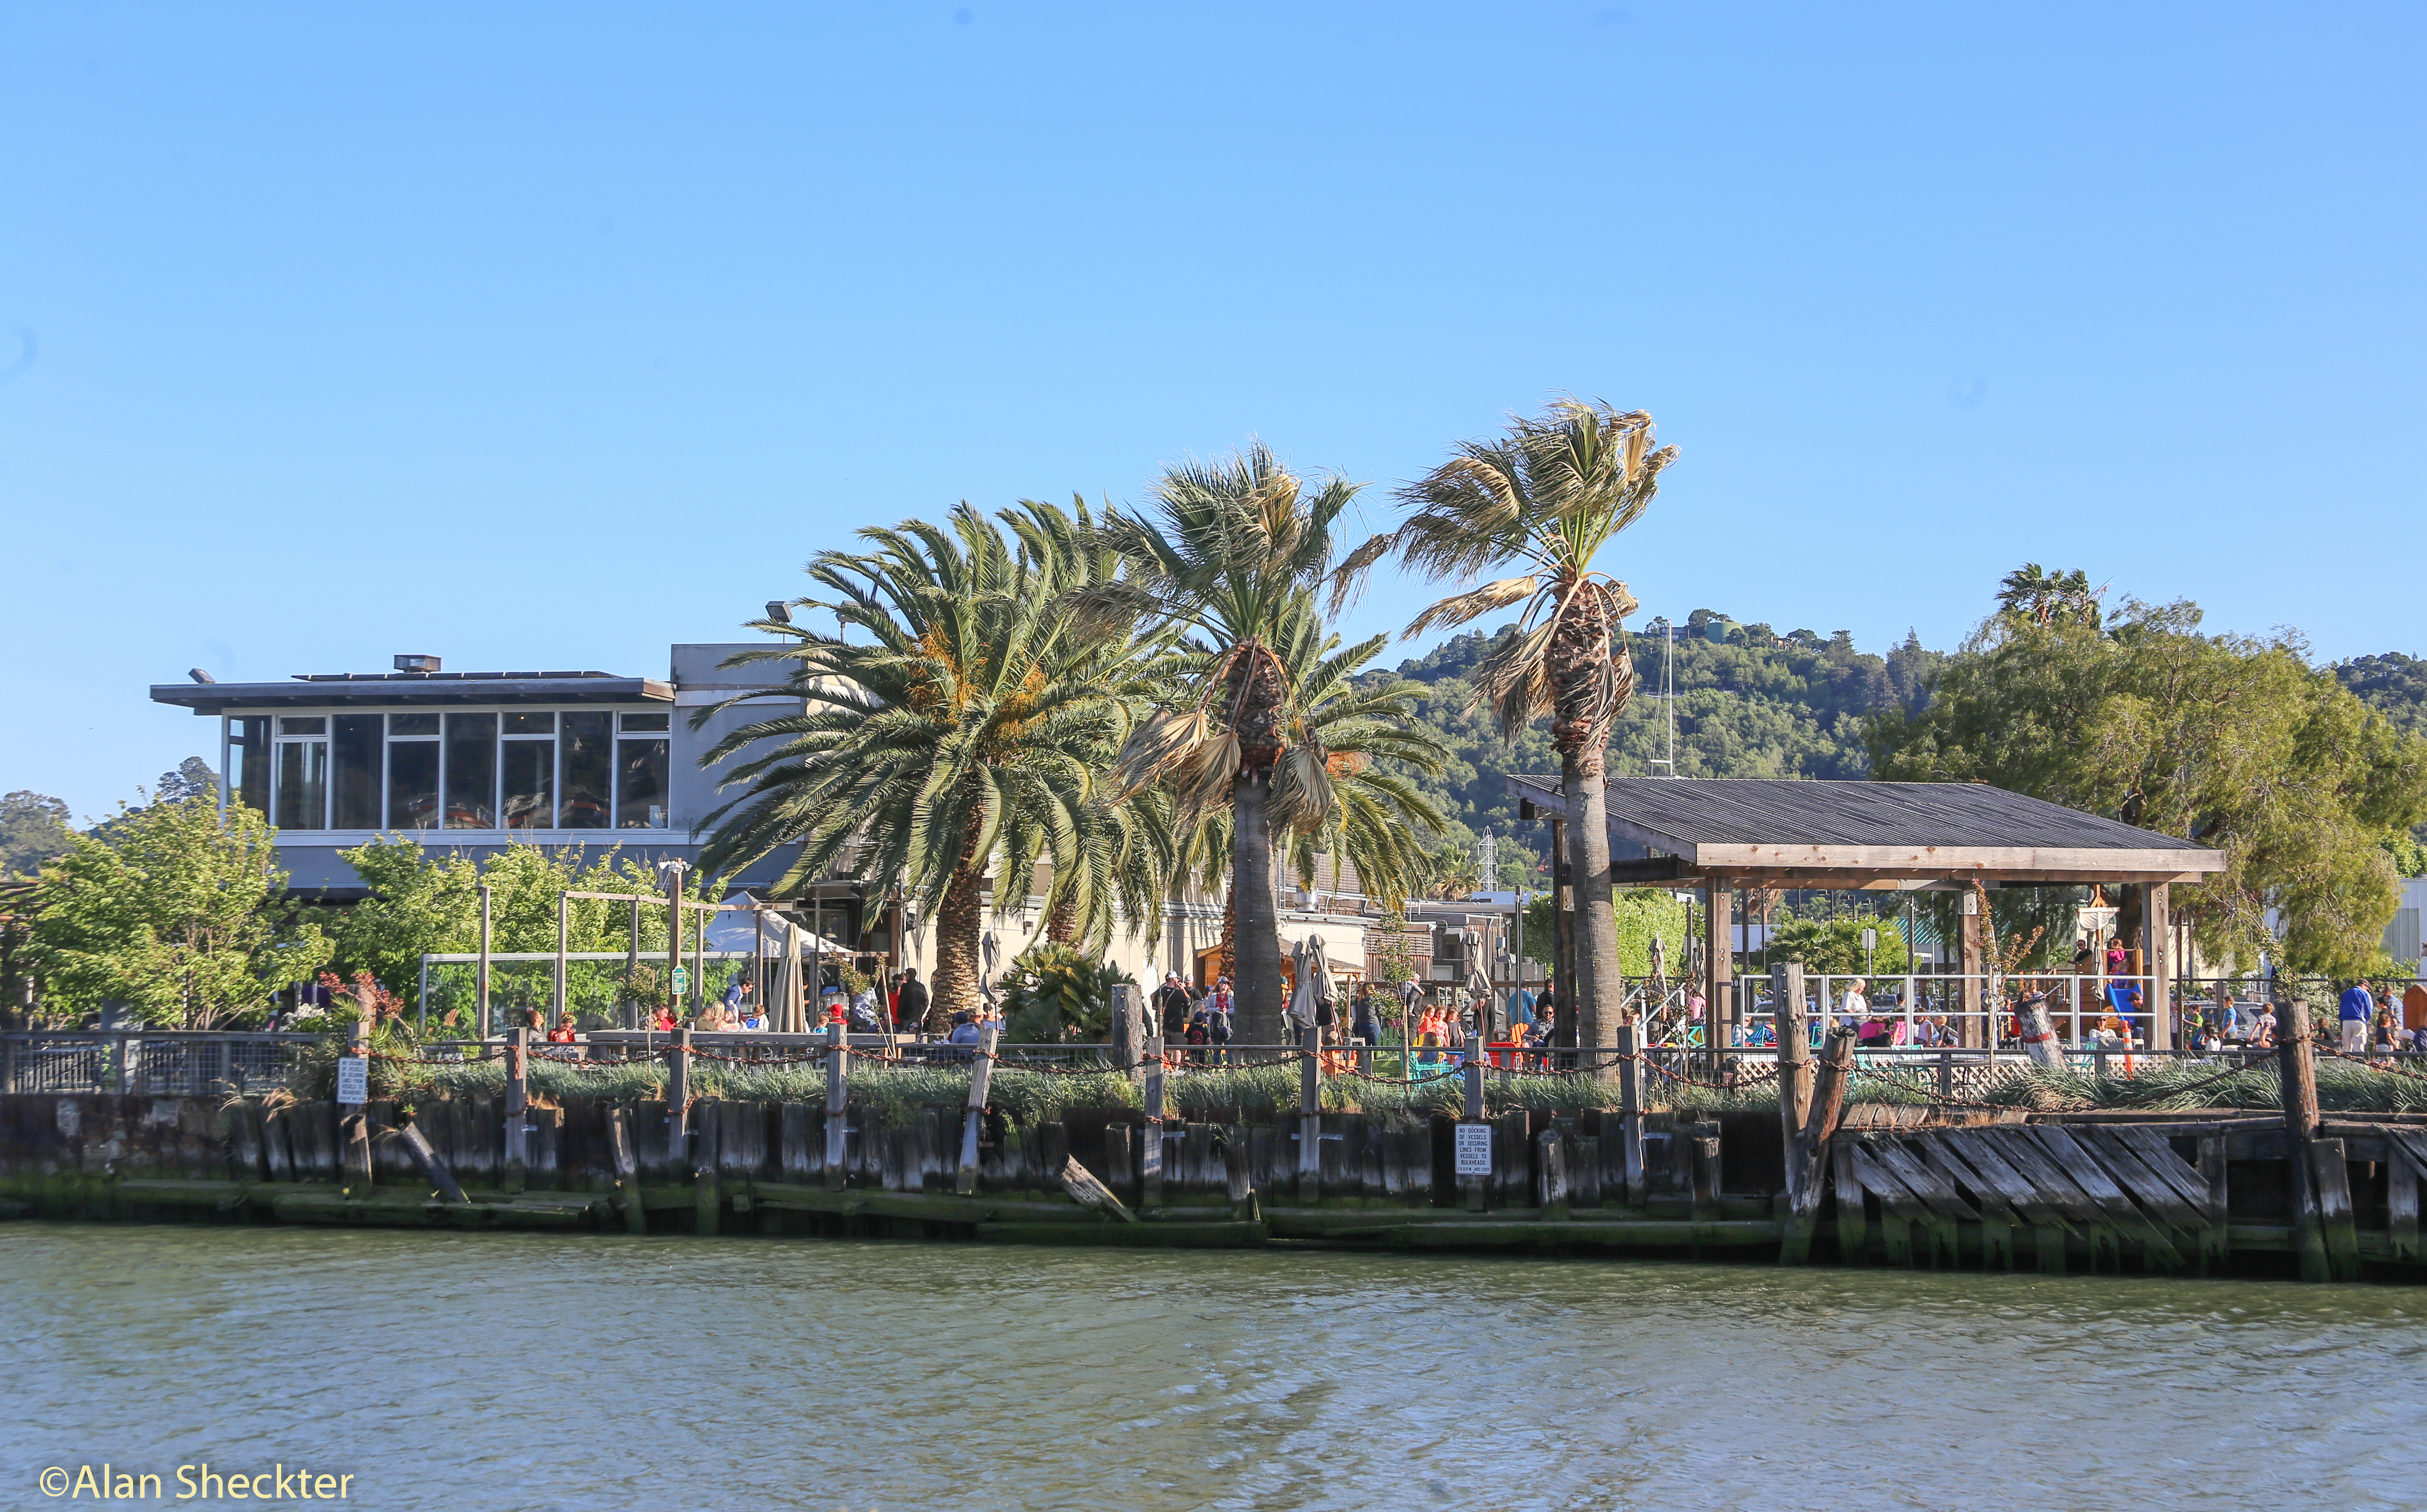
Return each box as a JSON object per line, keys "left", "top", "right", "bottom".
{"left": 1092, "top": 444, "right": 1422, "bottom": 1043}
{"left": 1995, "top": 563, "right": 2105, "bottom": 629}
{"left": 695, "top": 505, "right": 1125, "bottom": 1027}
{"left": 1349, "top": 398, "right": 1677, "bottom": 1056}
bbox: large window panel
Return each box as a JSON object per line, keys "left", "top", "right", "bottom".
{"left": 616, "top": 738, "right": 668, "bottom": 828}
{"left": 501, "top": 737, "right": 555, "bottom": 829}
{"left": 560, "top": 712, "right": 612, "bottom": 829}
{"left": 387, "top": 739, "right": 440, "bottom": 830}
{"left": 444, "top": 713, "right": 497, "bottom": 829}
{"left": 227, "top": 717, "right": 270, "bottom": 817}
{"left": 331, "top": 715, "right": 382, "bottom": 829}
{"left": 275, "top": 739, "right": 328, "bottom": 830}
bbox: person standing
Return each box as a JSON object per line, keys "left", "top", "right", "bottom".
{"left": 893, "top": 967, "right": 930, "bottom": 1039}
{"left": 1153, "top": 973, "right": 1193, "bottom": 1040}
{"left": 2341, "top": 980, "right": 2375, "bottom": 1054}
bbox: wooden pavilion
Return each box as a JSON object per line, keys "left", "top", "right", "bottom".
{"left": 1507, "top": 776, "right": 2228, "bottom": 1049}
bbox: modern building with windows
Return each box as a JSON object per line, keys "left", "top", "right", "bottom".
{"left": 151, "top": 646, "right": 805, "bottom": 898}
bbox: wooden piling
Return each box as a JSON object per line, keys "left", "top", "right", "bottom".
{"left": 398, "top": 1121, "right": 469, "bottom": 1204}
{"left": 2279, "top": 998, "right": 2330, "bottom": 1282}
{"left": 503, "top": 1025, "right": 529, "bottom": 1195}
{"left": 341, "top": 1017, "right": 373, "bottom": 1195}
{"left": 2196, "top": 1133, "right": 2231, "bottom": 1271}
{"left": 2309, "top": 1137, "right": 2359, "bottom": 1282}
{"left": 1773, "top": 962, "right": 1809, "bottom": 1217}
{"left": 666, "top": 1026, "right": 692, "bottom": 1145}
{"left": 694, "top": 1101, "right": 722, "bottom": 1237}
{"left": 1615, "top": 1020, "right": 1646, "bottom": 1207}
{"left": 1141, "top": 1034, "right": 1165, "bottom": 1210}
{"left": 608, "top": 1105, "right": 648, "bottom": 1233}
{"left": 956, "top": 1023, "right": 997, "bottom": 1197}
{"left": 824, "top": 1021, "right": 849, "bottom": 1192}
{"left": 1778, "top": 1026, "right": 1856, "bottom": 1264}
{"left": 2387, "top": 1132, "right": 2425, "bottom": 1266}
{"left": 1298, "top": 1025, "right": 1323, "bottom": 1204}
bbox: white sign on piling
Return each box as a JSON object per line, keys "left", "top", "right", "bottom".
{"left": 335, "top": 1056, "right": 369, "bottom": 1106}
{"left": 1454, "top": 1121, "right": 1493, "bottom": 1176}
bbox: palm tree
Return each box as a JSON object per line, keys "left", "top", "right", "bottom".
{"left": 695, "top": 505, "right": 1123, "bottom": 1028}
{"left": 1995, "top": 563, "right": 2105, "bottom": 628}
{"left": 1092, "top": 443, "right": 1392, "bottom": 1043}
{"left": 1353, "top": 398, "right": 1677, "bottom": 1057}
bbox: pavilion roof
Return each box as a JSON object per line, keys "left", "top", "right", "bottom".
{"left": 1504, "top": 775, "right": 2225, "bottom": 888}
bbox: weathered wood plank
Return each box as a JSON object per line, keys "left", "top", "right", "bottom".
{"left": 2106, "top": 1125, "right": 2217, "bottom": 1216}
{"left": 2387, "top": 1135, "right": 2420, "bottom": 1266}
{"left": 2026, "top": 1127, "right": 2184, "bottom": 1272}
{"left": 2310, "top": 1138, "right": 2360, "bottom": 1283}
{"left": 2077, "top": 1128, "right": 2207, "bottom": 1233}
{"left": 1918, "top": 1139, "right": 2013, "bottom": 1271}
{"left": 1845, "top": 1144, "right": 1923, "bottom": 1266}
{"left": 1832, "top": 1141, "right": 1869, "bottom": 1265}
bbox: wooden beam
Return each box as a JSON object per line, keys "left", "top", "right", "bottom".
{"left": 2147, "top": 882, "right": 2173, "bottom": 1051}
{"left": 1683, "top": 844, "right": 2227, "bottom": 875}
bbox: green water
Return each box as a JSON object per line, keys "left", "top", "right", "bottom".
{"left": 3, "top": 1223, "right": 2424, "bottom": 1511}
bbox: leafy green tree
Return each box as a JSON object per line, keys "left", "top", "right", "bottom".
{"left": 324, "top": 838, "right": 701, "bottom": 1024}
{"left": 1754, "top": 915, "right": 1912, "bottom": 977}
{"left": 1867, "top": 587, "right": 2427, "bottom": 978}
{"left": 699, "top": 505, "right": 1123, "bottom": 1029}
{"left": 30, "top": 795, "right": 330, "bottom": 1027}
{"left": 1359, "top": 398, "right": 1677, "bottom": 1056}
{"left": 0, "top": 790, "right": 74, "bottom": 879}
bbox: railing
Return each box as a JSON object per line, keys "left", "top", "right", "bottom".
{"left": 0, "top": 1032, "right": 325, "bottom": 1096}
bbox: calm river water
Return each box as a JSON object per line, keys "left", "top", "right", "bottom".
{"left": 4, "top": 1222, "right": 2425, "bottom": 1510}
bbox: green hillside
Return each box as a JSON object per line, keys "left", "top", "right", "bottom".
{"left": 1370, "top": 614, "right": 1942, "bottom": 889}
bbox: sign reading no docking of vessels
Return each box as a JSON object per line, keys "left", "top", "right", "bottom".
{"left": 1454, "top": 1122, "right": 1492, "bottom": 1176}
{"left": 335, "top": 1056, "right": 369, "bottom": 1106}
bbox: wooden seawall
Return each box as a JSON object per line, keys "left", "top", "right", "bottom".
{"left": 4, "top": 1087, "right": 2422, "bottom": 1281}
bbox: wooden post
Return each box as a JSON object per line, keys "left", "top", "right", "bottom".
{"left": 2145, "top": 882, "right": 2172, "bottom": 1050}
{"left": 693, "top": 1101, "right": 721, "bottom": 1237}
{"left": 1959, "top": 892, "right": 1985, "bottom": 1050}
{"left": 2196, "top": 1132, "right": 2231, "bottom": 1272}
{"left": 398, "top": 1121, "right": 469, "bottom": 1204}
{"left": 955, "top": 1022, "right": 997, "bottom": 1196}
{"left": 554, "top": 891, "right": 570, "bottom": 1030}
{"left": 1111, "top": 983, "right": 1145, "bottom": 1081}
{"left": 1689, "top": 1129, "right": 1722, "bottom": 1224}
{"left": 1059, "top": 1154, "right": 1139, "bottom": 1223}
{"left": 823, "top": 1019, "right": 849, "bottom": 1191}
{"left": 2310, "top": 1138, "right": 2359, "bottom": 1283}
{"left": 2278, "top": 997, "right": 2328, "bottom": 1282}
{"left": 1704, "top": 882, "right": 1733, "bottom": 1076}
{"left": 625, "top": 896, "right": 640, "bottom": 1029}
{"left": 341, "top": 1016, "right": 373, "bottom": 1195}
{"left": 1461, "top": 1054, "right": 1488, "bottom": 1212}
{"left": 1778, "top": 1026, "right": 1857, "bottom": 1265}
{"left": 1297, "top": 1025, "right": 1323, "bottom": 1203}
{"left": 503, "top": 1025, "right": 529, "bottom": 1194}
{"left": 1774, "top": 962, "right": 1811, "bottom": 1208}
{"left": 476, "top": 883, "right": 493, "bottom": 1041}
{"left": 664, "top": 862, "right": 685, "bottom": 1020}
{"left": 608, "top": 1105, "right": 648, "bottom": 1233}
{"left": 1615, "top": 1020, "right": 1646, "bottom": 1207}
{"left": 666, "top": 1025, "right": 692, "bottom": 1155}
{"left": 1142, "top": 1032, "right": 1166, "bottom": 1210}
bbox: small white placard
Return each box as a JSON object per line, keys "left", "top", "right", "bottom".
{"left": 335, "top": 1056, "right": 369, "bottom": 1106}
{"left": 1454, "top": 1121, "right": 1493, "bottom": 1176}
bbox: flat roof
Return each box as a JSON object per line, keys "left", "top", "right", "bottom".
{"left": 152, "top": 673, "right": 674, "bottom": 714}
{"left": 1507, "top": 774, "right": 2225, "bottom": 886}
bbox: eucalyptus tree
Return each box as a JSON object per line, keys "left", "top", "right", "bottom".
{"left": 1350, "top": 399, "right": 1677, "bottom": 1054}
{"left": 1094, "top": 444, "right": 1427, "bottom": 1042}
{"left": 696, "top": 505, "right": 1123, "bottom": 1027}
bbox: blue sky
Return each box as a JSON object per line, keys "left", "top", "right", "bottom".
{"left": 3, "top": 3, "right": 2420, "bottom": 819}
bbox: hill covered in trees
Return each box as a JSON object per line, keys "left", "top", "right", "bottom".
{"left": 1370, "top": 613, "right": 1943, "bottom": 889}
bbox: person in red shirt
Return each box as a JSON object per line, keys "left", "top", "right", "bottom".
{"left": 547, "top": 1012, "right": 578, "bottom": 1045}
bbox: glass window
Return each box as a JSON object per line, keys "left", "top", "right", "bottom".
{"left": 501, "top": 736, "right": 555, "bottom": 829}
{"left": 389, "top": 711, "right": 439, "bottom": 737}
{"left": 503, "top": 711, "right": 554, "bottom": 735}
{"left": 387, "top": 739, "right": 440, "bottom": 829}
{"left": 617, "top": 738, "right": 668, "bottom": 828}
{"left": 275, "top": 738, "right": 328, "bottom": 830}
{"left": 619, "top": 711, "right": 670, "bottom": 732}
{"left": 560, "top": 712, "right": 612, "bottom": 830}
{"left": 278, "top": 715, "right": 326, "bottom": 736}
{"left": 332, "top": 715, "right": 382, "bottom": 829}
{"left": 444, "top": 712, "right": 497, "bottom": 829}
{"left": 226, "top": 716, "right": 270, "bottom": 817}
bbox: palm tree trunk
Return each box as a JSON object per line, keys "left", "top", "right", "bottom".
{"left": 1557, "top": 747, "right": 1596, "bottom": 1053}
{"left": 1044, "top": 892, "right": 1079, "bottom": 946}
{"left": 931, "top": 859, "right": 984, "bottom": 1033}
{"left": 1231, "top": 770, "right": 1285, "bottom": 1043}
{"left": 1570, "top": 743, "right": 1625, "bottom": 1065}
